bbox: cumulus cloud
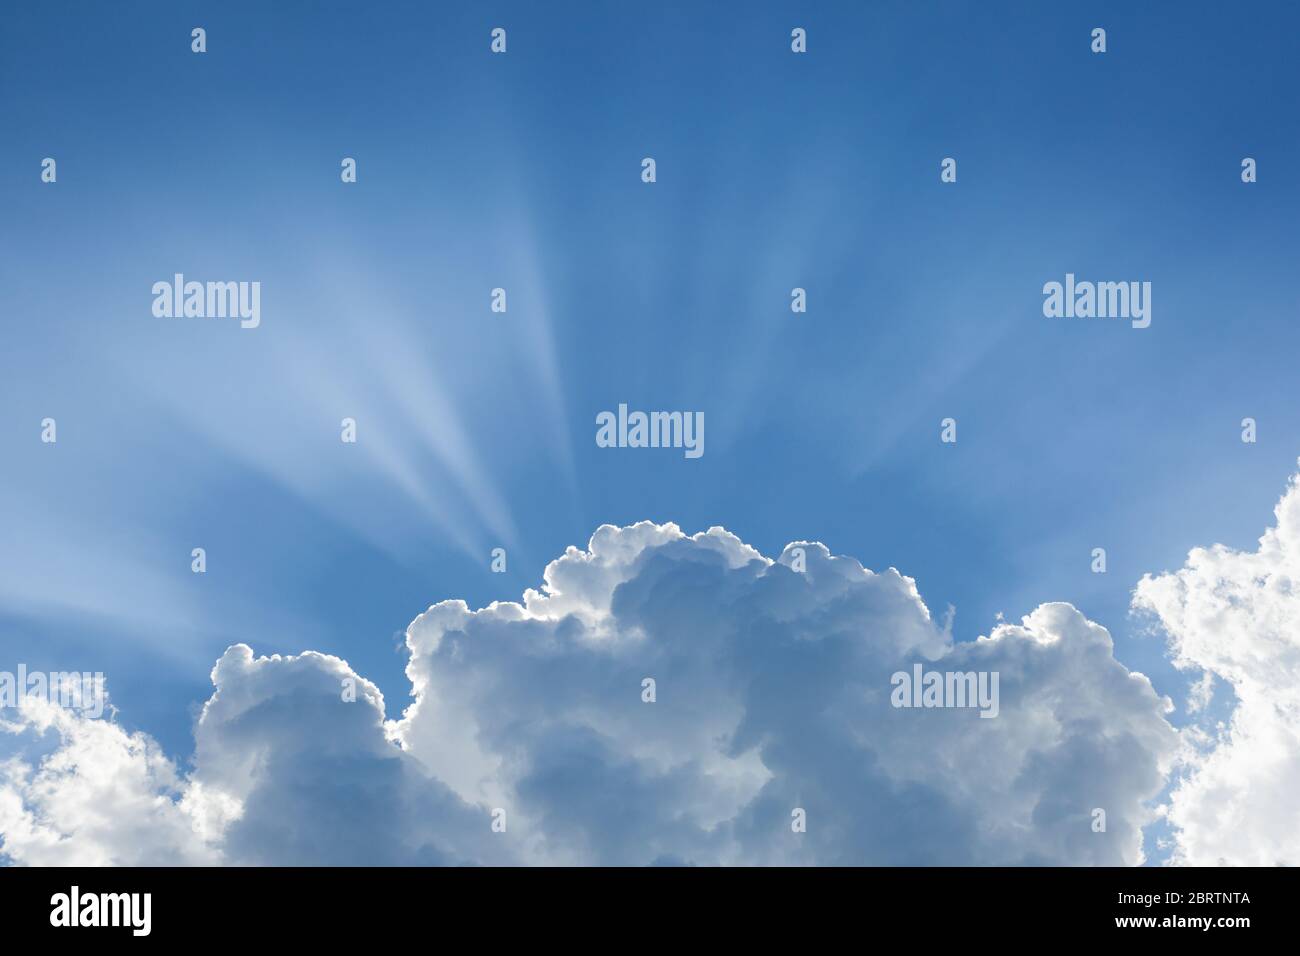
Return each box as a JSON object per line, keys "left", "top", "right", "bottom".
{"left": 2, "top": 522, "right": 1179, "bottom": 865}
{"left": 1134, "top": 466, "right": 1300, "bottom": 866}
{"left": 0, "top": 695, "right": 216, "bottom": 866}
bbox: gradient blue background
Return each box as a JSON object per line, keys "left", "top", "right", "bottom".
{"left": 3, "top": 1, "right": 1298, "bottom": 863}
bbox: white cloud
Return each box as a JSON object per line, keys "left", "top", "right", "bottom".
{"left": 0, "top": 696, "right": 217, "bottom": 866}
{"left": 2, "top": 522, "right": 1179, "bottom": 865}
{"left": 395, "top": 527, "right": 1176, "bottom": 865}
{"left": 1134, "top": 466, "right": 1300, "bottom": 866}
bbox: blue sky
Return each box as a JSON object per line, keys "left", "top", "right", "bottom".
{"left": 2, "top": 1, "right": 1299, "bottom": 865}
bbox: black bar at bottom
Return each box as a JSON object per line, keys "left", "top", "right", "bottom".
{"left": 0, "top": 866, "right": 1287, "bottom": 941}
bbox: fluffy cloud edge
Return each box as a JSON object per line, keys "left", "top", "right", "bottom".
{"left": 1133, "top": 463, "right": 1300, "bottom": 866}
